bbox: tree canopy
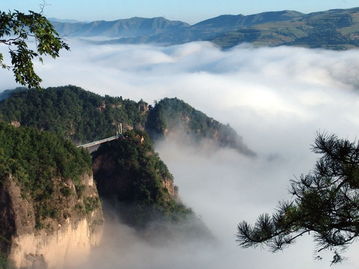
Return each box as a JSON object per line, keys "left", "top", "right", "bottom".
{"left": 0, "top": 86, "right": 148, "bottom": 143}
{"left": 237, "top": 133, "right": 359, "bottom": 264}
{"left": 0, "top": 10, "right": 69, "bottom": 88}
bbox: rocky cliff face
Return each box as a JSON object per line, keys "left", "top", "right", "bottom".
{"left": 0, "top": 123, "right": 104, "bottom": 269}
{"left": 0, "top": 172, "right": 103, "bottom": 269}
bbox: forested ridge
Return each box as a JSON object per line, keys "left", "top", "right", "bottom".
{"left": 0, "top": 86, "right": 147, "bottom": 143}
{"left": 146, "top": 97, "right": 256, "bottom": 156}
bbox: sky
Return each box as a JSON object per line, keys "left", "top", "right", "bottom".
{"left": 1, "top": 0, "right": 359, "bottom": 23}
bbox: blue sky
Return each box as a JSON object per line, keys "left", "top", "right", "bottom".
{"left": 1, "top": 0, "right": 359, "bottom": 23}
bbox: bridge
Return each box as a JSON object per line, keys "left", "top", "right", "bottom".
{"left": 77, "top": 123, "right": 123, "bottom": 152}
{"left": 78, "top": 135, "right": 120, "bottom": 149}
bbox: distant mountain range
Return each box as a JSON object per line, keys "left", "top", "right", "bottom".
{"left": 52, "top": 7, "right": 359, "bottom": 49}
{"left": 52, "top": 17, "right": 189, "bottom": 39}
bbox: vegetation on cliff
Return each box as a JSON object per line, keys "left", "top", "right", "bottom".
{"left": 0, "top": 122, "right": 96, "bottom": 228}
{"left": 93, "top": 130, "right": 192, "bottom": 227}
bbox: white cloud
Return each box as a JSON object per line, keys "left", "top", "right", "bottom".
{"left": 3, "top": 40, "right": 359, "bottom": 268}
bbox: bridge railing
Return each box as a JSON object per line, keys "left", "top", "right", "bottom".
{"left": 77, "top": 135, "right": 120, "bottom": 149}
{"left": 77, "top": 123, "right": 124, "bottom": 149}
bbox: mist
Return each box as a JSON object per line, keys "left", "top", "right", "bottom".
{"left": 2, "top": 40, "right": 359, "bottom": 268}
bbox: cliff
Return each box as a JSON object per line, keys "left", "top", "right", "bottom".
{"left": 0, "top": 173, "right": 103, "bottom": 269}
{"left": 0, "top": 97, "right": 215, "bottom": 268}
{"left": 0, "top": 123, "right": 103, "bottom": 268}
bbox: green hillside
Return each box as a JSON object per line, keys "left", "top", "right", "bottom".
{"left": 146, "top": 98, "right": 256, "bottom": 156}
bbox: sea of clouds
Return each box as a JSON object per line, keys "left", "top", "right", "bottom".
{"left": 2, "top": 40, "right": 359, "bottom": 268}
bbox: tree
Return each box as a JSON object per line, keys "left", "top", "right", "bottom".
{"left": 0, "top": 10, "right": 69, "bottom": 88}
{"left": 237, "top": 133, "right": 359, "bottom": 264}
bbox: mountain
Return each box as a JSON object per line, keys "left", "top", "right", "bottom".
{"left": 146, "top": 98, "right": 256, "bottom": 156}
{"left": 52, "top": 17, "right": 189, "bottom": 38}
{"left": 54, "top": 8, "right": 359, "bottom": 49}
{"left": 0, "top": 94, "right": 212, "bottom": 267}
{"left": 192, "top": 10, "right": 303, "bottom": 31}
{"left": 49, "top": 18, "right": 82, "bottom": 23}
{"left": 0, "top": 86, "right": 254, "bottom": 155}
{"left": 0, "top": 120, "right": 206, "bottom": 268}
{"left": 213, "top": 8, "right": 359, "bottom": 49}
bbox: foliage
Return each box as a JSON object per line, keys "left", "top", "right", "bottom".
{"left": 0, "top": 122, "right": 91, "bottom": 227}
{"left": 237, "top": 133, "right": 359, "bottom": 264}
{"left": 93, "top": 129, "right": 192, "bottom": 227}
{"left": 0, "top": 10, "right": 69, "bottom": 88}
{"left": 84, "top": 197, "right": 100, "bottom": 214}
{"left": 0, "top": 252, "right": 14, "bottom": 269}
{"left": 0, "top": 253, "right": 7, "bottom": 269}
{"left": 0, "top": 86, "right": 147, "bottom": 143}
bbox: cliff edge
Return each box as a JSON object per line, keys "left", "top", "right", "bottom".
{"left": 0, "top": 123, "right": 103, "bottom": 268}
